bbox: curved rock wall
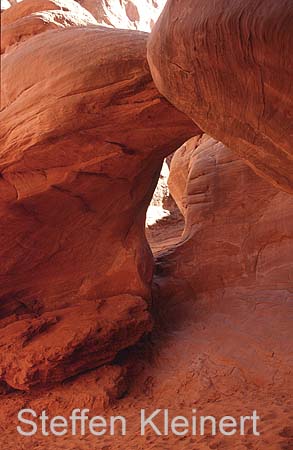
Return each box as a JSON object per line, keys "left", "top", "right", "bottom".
{"left": 0, "top": 2, "right": 198, "bottom": 390}
{"left": 148, "top": 0, "right": 293, "bottom": 193}
{"left": 168, "top": 135, "right": 204, "bottom": 215}
{"left": 164, "top": 135, "right": 293, "bottom": 386}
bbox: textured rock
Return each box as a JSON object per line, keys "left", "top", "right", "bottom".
{"left": 1, "top": 0, "right": 167, "bottom": 32}
{"left": 148, "top": 0, "right": 293, "bottom": 193}
{"left": 160, "top": 136, "right": 293, "bottom": 387}
{"left": 2, "top": 1, "right": 292, "bottom": 447}
{"left": 1, "top": 1, "right": 98, "bottom": 54}
{"left": 0, "top": 364, "right": 129, "bottom": 434}
{"left": 168, "top": 136, "right": 293, "bottom": 292}
{"left": 168, "top": 135, "right": 203, "bottom": 215}
{"left": 0, "top": 16, "right": 198, "bottom": 389}
{"left": 0, "top": 295, "right": 149, "bottom": 390}
{"left": 1, "top": 0, "right": 93, "bottom": 25}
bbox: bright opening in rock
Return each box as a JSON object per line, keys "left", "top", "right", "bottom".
{"left": 146, "top": 155, "right": 185, "bottom": 255}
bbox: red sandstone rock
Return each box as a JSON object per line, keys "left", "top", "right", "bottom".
{"left": 1, "top": 1, "right": 292, "bottom": 448}
{"left": 168, "top": 135, "right": 204, "bottom": 215}
{"left": 1, "top": 2, "right": 98, "bottom": 54}
{"left": 0, "top": 295, "right": 149, "bottom": 390}
{"left": 1, "top": 0, "right": 92, "bottom": 25}
{"left": 162, "top": 136, "right": 293, "bottom": 389}
{"left": 0, "top": 364, "right": 129, "bottom": 433}
{"left": 1, "top": 0, "right": 166, "bottom": 32}
{"left": 0, "top": 12, "right": 198, "bottom": 389}
{"left": 148, "top": 0, "right": 293, "bottom": 193}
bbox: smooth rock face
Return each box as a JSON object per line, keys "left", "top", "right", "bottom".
{"left": 0, "top": 11, "right": 198, "bottom": 389}
{"left": 163, "top": 136, "right": 293, "bottom": 386}
{"left": 168, "top": 135, "right": 203, "bottom": 215}
{"left": 148, "top": 0, "right": 293, "bottom": 193}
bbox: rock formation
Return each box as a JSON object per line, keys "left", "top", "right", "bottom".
{"left": 1, "top": 1, "right": 293, "bottom": 449}
{"left": 143, "top": 135, "right": 293, "bottom": 450}
{"left": 1, "top": 0, "right": 98, "bottom": 54}
{"left": 148, "top": 0, "right": 293, "bottom": 193}
{"left": 1, "top": 0, "right": 167, "bottom": 32}
{"left": 167, "top": 135, "right": 203, "bottom": 215}
{"left": 160, "top": 135, "right": 293, "bottom": 389}
{"left": 0, "top": 1, "right": 198, "bottom": 390}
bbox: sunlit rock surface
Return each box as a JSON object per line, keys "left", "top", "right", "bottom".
{"left": 78, "top": 0, "right": 166, "bottom": 31}
{"left": 1, "top": 0, "right": 167, "bottom": 32}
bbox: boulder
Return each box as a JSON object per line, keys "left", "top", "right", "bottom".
{"left": 0, "top": 295, "right": 149, "bottom": 390}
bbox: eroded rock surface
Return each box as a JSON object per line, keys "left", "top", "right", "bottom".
{"left": 1, "top": 0, "right": 98, "bottom": 54}
{"left": 148, "top": 0, "right": 293, "bottom": 193}
{"left": 1, "top": 1, "right": 292, "bottom": 449}
{"left": 1, "top": 0, "right": 167, "bottom": 32}
{"left": 168, "top": 135, "right": 203, "bottom": 215}
{"left": 0, "top": 295, "right": 149, "bottom": 390}
{"left": 160, "top": 136, "right": 293, "bottom": 390}
{"left": 0, "top": 7, "right": 198, "bottom": 389}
